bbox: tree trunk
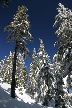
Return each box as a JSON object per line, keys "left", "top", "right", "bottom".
{"left": 11, "top": 44, "right": 17, "bottom": 98}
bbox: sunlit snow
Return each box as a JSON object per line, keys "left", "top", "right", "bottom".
{"left": 0, "top": 74, "right": 72, "bottom": 108}
{"left": 0, "top": 77, "right": 48, "bottom": 108}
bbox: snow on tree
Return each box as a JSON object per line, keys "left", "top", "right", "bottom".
{"left": 53, "top": 3, "right": 72, "bottom": 107}
{"left": 53, "top": 3, "right": 72, "bottom": 74}
{"left": 4, "top": 5, "right": 34, "bottom": 98}
{"left": 15, "top": 52, "right": 28, "bottom": 89}
{"left": 0, "top": 56, "right": 7, "bottom": 79}
{"left": 0, "top": 51, "right": 28, "bottom": 90}
{"left": 27, "top": 48, "right": 39, "bottom": 97}
{"left": 52, "top": 54, "right": 68, "bottom": 108}
{"left": 53, "top": 53, "right": 72, "bottom": 108}
{"left": 1, "top": 51, "right": 13, "bottom": 84}
{"left": 34, "top": 38, "right": 54, "bottom": 106}
{"left": 66, "top": 64, "right": 72, "bottom": 90}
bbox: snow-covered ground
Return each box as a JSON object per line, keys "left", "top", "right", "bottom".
{"left": 0, "top": 77, "right": 72, "bottom": 108}
{"left": 0, "top": 78, "right": 52, "bottom": 108}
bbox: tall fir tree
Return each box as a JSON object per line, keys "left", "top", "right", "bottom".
{"left": 53, "top": 3, "right": 72, "bottom": 70}
{"left": 53, "top": 3, "right": 72, "bottom": 107}
{"left": 35, "top": 38, "right": 54, "bottom": 106}
{"left": 53, "top": 54, "right": 67, "bottom": 108}
{"left": 27, "top": 48, "right": 39, "bottom": 97}
{"left": 4, "top": 5, "right": 34, "bottom": 98}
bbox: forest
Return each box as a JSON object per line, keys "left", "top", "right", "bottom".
{"left": 0, "top": 0, "right": 72, "bottom": 108}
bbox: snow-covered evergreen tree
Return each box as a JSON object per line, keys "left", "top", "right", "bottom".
{"left": 27, "top": 48, "right": 39, "bottom": 97}
{"left": 16, "top": 53, "right": 28, "bottom": 89}
{"left": 1, "top": 51, "right": 13, "bottom": 84}
{"left": 34, "top": 38, "right": 54, "bottom": 106}
{"left": 53, "top": 54, "right": 67, "bottom": 108}
{"left": 0, "top": 56, "right": 7, "bottom": 78}
{"left": 53, "top": 3, "right": 72, "bottom": 66}
{"left": 4, "top": 5, "right": 34, "bottom": 98}
{"left": 0, "top": 51, "right": 28, "bottom": 89}
{"left": 53, "top": 3, "right": 72, "bottom": 107}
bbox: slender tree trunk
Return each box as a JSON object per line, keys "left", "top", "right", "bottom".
{"left": 11, "top": 44, "right": 17, "bottom": 98}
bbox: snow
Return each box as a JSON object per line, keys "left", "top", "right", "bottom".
{"left": 64, "top": 60, "right": 72, "bottom": 77}
{"left": 0, "top": 75, "right": 72, "bottom": 108}
{"left": 63, "top": 48, "right": 69, "bottom": 59}
{"left": 25, "top": 21, "right": 29, "bottom": 27}
{"left": 38, "top": 51, "right": 42, "bottom": 56}
{"left": 0, "top": 78, "right": 50, "bottom": 108}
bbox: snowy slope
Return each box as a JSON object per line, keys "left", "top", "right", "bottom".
{"left": 0, "top": 77, "right": 72, "bottom": 108}
{"left": 0, "top": 77, "right": 54, "bottom": 108}
{"left": 0, "top": 78, "right": 46, "bottom": 108}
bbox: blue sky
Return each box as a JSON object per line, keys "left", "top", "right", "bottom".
{"left": 0, "top": 0, "right": 72, "bottom": 71}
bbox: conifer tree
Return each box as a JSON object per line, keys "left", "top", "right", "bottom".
{"left": 28, "top": 48, "right": 39, "bottom": 97}
{"left": 53, "top": 54, "right": 72, "bottom": 108}
{"left": 1, "top": 51, "right": 13, "bottom": 84}
{"left": 53, "top": 54, "right": 67, "bottom": 108}
{"left": 4, "top": 5, "right": 34, "bottom": 98}
{"left": 15, "top": 53, "right": 28, "bottom": 89}
{"left": 53, "top": 3, "right": 72, "bottom": 107}
{"left": 0, "top": 51, "right": 28, "bottom": 89}
{"left": 0, "top": 57, "right": 7, "bottom": 79}
{"left": 53, "top": 3, "right": 72, "bottom": 76}
{"left": 35, "top": 38, "right": 54, "bottom": 106}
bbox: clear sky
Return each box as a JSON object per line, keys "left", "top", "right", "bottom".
{"left": 0, "top": 0, "right": 72, "bottom": 71}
